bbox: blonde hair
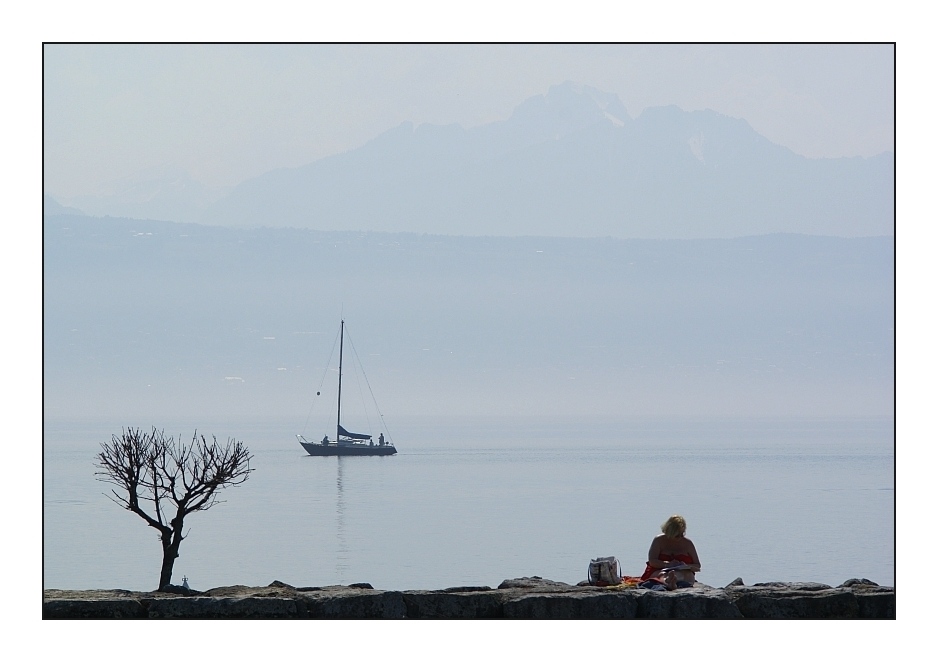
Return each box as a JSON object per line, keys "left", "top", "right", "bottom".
{"left": 661, "top": 515, "right": 687, "bottom": 538}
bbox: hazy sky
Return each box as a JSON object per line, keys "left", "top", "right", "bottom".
{"left": 43, "top": 43, "right": 894, "bottom": 198}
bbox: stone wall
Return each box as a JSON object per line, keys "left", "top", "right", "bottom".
{"left": 42, "top": 577, "right": 894, "bottom": 619}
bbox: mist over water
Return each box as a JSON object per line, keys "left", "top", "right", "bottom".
{"left": 44, "top": 415, "right": 894, "bottom": 591}
{"left": 42, "top": 215, "right": 894, "bottom": 592}
{"left": 43, "top": 218, "right": 894, "bottom": 422}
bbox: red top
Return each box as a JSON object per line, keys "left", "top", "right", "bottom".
{"left": 640, "top": 552, "right": 695, "bottom": 580}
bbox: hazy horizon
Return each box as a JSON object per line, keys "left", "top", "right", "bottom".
{"left": 43, "top": 214, "right": 894, "bottom": 423}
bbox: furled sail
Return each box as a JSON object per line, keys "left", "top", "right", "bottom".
{"left": 338, "top": 424, "right": 372, "bottom": 440}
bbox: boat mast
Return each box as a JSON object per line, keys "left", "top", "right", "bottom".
{"left": 336, "top": 319, "right": 344, "bottom": 443}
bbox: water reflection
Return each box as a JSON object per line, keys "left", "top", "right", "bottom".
{"left": 335, "top": 457, "right": 349, "bottom": 582}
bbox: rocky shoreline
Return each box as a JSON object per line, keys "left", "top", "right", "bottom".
{"left": 43, "top": 576, "right": 894, "bottom": 619}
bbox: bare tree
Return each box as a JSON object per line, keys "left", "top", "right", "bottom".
{"left": 95, "top": 427, "right": 253, "bottom": 590}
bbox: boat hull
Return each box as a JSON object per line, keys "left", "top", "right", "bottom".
{"left": 299, "top": 440, "right": 397, "bottom": 456}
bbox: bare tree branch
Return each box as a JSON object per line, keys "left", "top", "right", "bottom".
{"left": 94, "top": 427, "right": 253, "bottom": 589}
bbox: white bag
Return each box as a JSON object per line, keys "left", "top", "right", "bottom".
{"left": 588, "top": 556, "right": 622, "bottom": 586}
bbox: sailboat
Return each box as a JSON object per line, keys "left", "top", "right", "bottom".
{"left": 297, "top": 319, "right": 397, "bottom": 457}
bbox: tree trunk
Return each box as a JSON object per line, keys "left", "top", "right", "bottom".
{"left": 158, "top": 518, "right": 185, "bottom": 589}
{"left": 158, "top": 545, "right": 178, "bottom": 590}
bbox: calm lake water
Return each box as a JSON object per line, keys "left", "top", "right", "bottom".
{"left": 43, "top": 415, "right": 894, "bottom": 592}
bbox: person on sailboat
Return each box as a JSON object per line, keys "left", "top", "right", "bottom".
{"left": 379, "top": 433, "right": 385, "bottom": 446}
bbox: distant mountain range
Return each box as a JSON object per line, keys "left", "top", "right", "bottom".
{"left": 46, "top": 82, "right": 894, "bottom": 238}
{"left": 53, "top": 166, "right": 227, "bottom": 224}
{"left": 43, "top": 194, "right": 86, "bottom": 217}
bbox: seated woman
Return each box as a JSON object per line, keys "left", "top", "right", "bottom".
{"left": 639, "top": 515, "right": 701, "bottom": 590}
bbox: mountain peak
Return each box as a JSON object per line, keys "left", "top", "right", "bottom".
{"left": 509, "top": 81, "right": 631, "bottom": 135}
{"left": 546, "top": 81, "right": 631, "bottom": 125}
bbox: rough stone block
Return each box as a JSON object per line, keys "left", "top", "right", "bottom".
{"left": 299, "top": 590, "right": 406, "bottom": 619}
{"left": 636, "top": 588, "right": 743, "bottom": 619}
{"left": 42, "top": 579, "right": 894, "bottom": 619}
{"left": 148, "top": 596, "right": 299, "bottom": 619}
{"left": 503, "top": 591, "right": 640, "bottom": 619}
{"left": 855, "top": 587, "right": 896, "bottom": 619}
{"left": 726, "top": 586, "right": 860, "bottom": 619}
{"left": 403, "top": 590, "right": 505, "bottom": 618}
{"left": 43, "top": 597, "right": 147, "bottom": 619}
